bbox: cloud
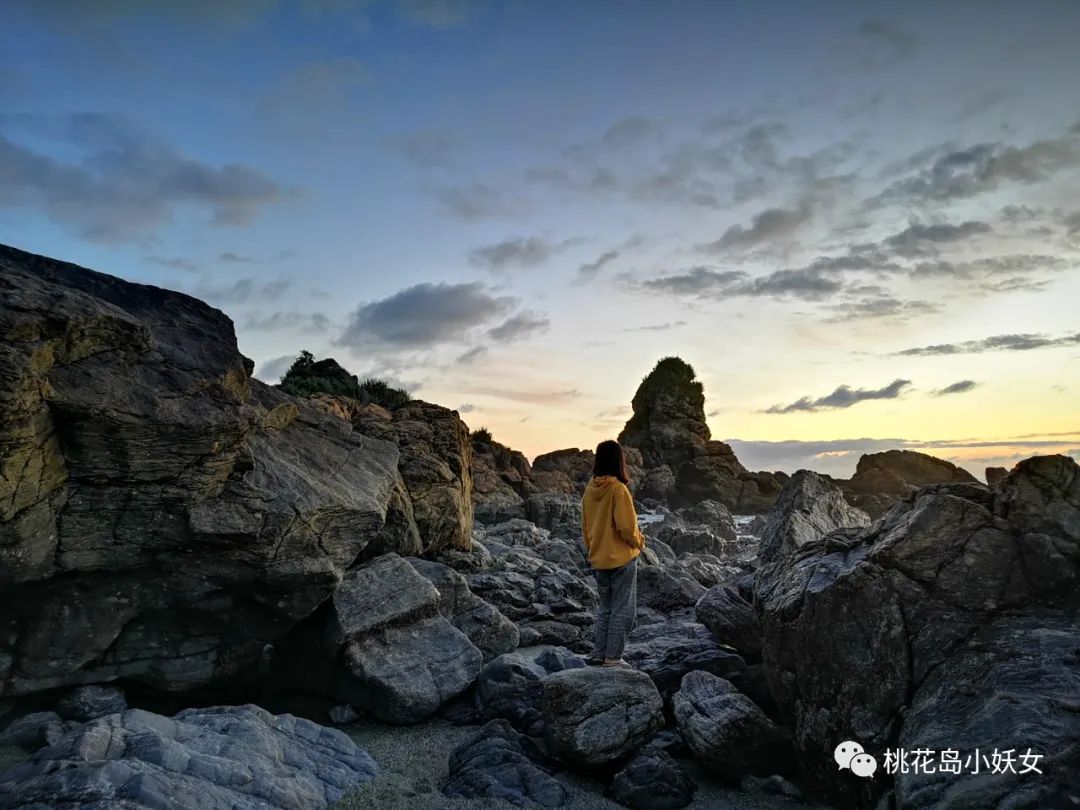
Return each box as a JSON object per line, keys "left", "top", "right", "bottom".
{"left": 221, "top": 251, "right": 256, "bottom": 263}
{"left": 144, "top": 255, "right": 200, "bottom": 272}
{"left": 463, "top": 386, "right": 583, "bottom": 405}
{"left": 395, "top": 0, "right": 476, "bottom": 27}
{"left": 577, "top": 248, "right": 620, "bottom": 283}
{"left": 487, "top": 311, "right": 550, "bottom": 342}
{"left": 765, "top": 378, "right": 912, "bottom": 414}
{"left": 849, "top": 20, "right": 918, "bottom": 68}
{"left": 601, "top": 117, "right": 660, "bottom": 148}
{"left": 386, "top": 131, "right": 457, "bottom": 168}
{"left": 254, "top": 353, "right": 298, "bottom": 384}
{"left": 699, "top": 200, "right": 813, "bottom": 252}
{"left": 911, "top": 254, "right": 1069, "bottom": 280}
{"left": 437, "top": 183, "right": 520, "bottom": 220}
{"left": 457, "top": 402, "right": 477, "bottom": 413}
{"left": 622, "top": 321, "right": 687, "bottom": 332}
{"left": 825, "top": 294, "right": 940, "bottom": 322}
{"left": 469, "top": 236, "right": 573, "bottom": 272}
{"left": 883, "top": 220, "right": 991, "bottom": 257}
{"left": 338, "top": 281, "right": 514, "bottom": 350}
{"left": 193, "top": 278, "right": 291, "bottom": 305}
{"left": 871, "top": 125, "right": 1080, "bottom": 205}
{"left": 641, "top": 267, "right": 747, "bottom": 295}
{"left": 456, "top": 346, "right": 488, "bottom": 364}
{"left": 242, "top": 311, "right": 332, "bottom": 334}
{"left": 898, "top": 332, "right": 1080, "bottom": 356}
{"left": 934, "top": 379, "right": 978, "bottom": 396}
{"left": 0, "top": 113, "right": 287, "bottom": 242}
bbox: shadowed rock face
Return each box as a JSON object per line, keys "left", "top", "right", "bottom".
{"left": 618, "top": 358, "right": 786, "bottom": 512}
{"left": 756, "top": 455, "right": 1080, "bottom": 808}
{"left": 0, "top": 244, "right": 404, "bottom": 698}
{"left": 759, "top": 469, "right": 871, "bottom": 563}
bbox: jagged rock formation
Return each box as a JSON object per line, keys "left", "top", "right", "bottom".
{"left": 759, "top": 469, "right": 871, "bottom": 563}
{"left": 618, "top": 358, "right": 787, "bottom": 512}
{"left": 0, "top": 244, "right": 406, "bottom": 698}
{"left": 309, "top": 395, "right": 474, "bottom": 554}
{"left": 755, "top": 454, "right": 1080, "bottom": 808}
{"left": 0, "top": 705, "right": 377, "bottom": 809}
{"left": 610, "top": 742, "right": 697, "bottom": 809}
{"left": 835, "top": 449, "right": 980, "bottom": 518}
{"left": 985, "top": 465, "right": 1008, "bottom": 487}
{"left": 272, "top": 554, "right": 483, "bottom": 724}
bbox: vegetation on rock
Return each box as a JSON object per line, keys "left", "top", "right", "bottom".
{"left": 278, "top": 350, "right": 410, "bottom": 410}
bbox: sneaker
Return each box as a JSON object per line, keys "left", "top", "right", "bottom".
{"left": 602, "top": 659, "right": 633, "bottom": 669}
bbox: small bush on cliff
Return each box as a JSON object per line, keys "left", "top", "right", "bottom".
{"left": 358, "top": 377, "right": 411, "bottom": 410}
{"left": 279, "top": 351, "right": 360, "bottom": 398}
{"left": 278, "top": 351, "right": 411, "bottom": 410}
{"left": 472, "top": 427, "right": 494, "bottom": 444}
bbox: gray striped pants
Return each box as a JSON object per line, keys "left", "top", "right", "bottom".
{"left": 591, "top": 558, "right": 638, "bottom": 660}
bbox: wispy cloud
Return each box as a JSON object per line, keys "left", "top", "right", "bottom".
{"left": 765, "top": 378, "right": 912, "bottom": 414}
{"left": 487, "top": 311, "right": 550, "bottom": 342}
{"left": 934, "top": 379, "right": 979, "bottom": 396}
{"left": 898, "top": 332, "right": 1080, "bottom": 356}
{"left": 469, "top": 236, "right": 575, "bottom": 272}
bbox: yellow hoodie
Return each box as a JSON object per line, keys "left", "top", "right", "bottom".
{"left": 581, "top": 475, "right": 645, "bottom": 570}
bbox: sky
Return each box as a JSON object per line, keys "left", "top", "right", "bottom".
{"left": 2, "top": 0, "right": 1079, "bottom": 478}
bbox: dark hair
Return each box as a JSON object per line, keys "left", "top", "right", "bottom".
{"left": 593, "top": 439, "right": 629, "bottom": 484}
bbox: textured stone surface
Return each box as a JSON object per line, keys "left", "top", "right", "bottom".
{"left": 610, "top": 746, "right": 696, "bottom": 809}
{"left": 407, "top": 558, "right": 519, "bottom": 662}
{"left": 0, "top": 244, "right": 403, "bottom": 698}
{"left": 542, "top": 667, "right": 664, "bottom": 767}
{"left": 759, "top": 469, "right": 870, "bottom": 563}
{"left": 695, "top": 584, "right": 761, "bottom": 662}
{"left": 0, "top": 704, "right": 377, "bottom": 809}
{"left": 474, "top": 647, "right": 585, "bottom": 736}
{"left": 673, "top": 671, "right": 792, "bottom": 781}
{"left": 756, "top": 455, "right": 1080, "bottom": 807}
{"left": 444, "top": 719, "right": 568, "bottom": 808}
{"left": 623, "top": 619, "right": 745, "bottom": 701}
{"left": 276, "top": 554, "right": 482, "bottom": 724}
{"left": 55, "top": 685, "right": 127, "bottom": 722}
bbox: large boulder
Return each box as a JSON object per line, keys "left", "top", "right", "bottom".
{"left": 474, "top": 647, "right": 585, "bottom": 736}
{"left": 623, "top": 619, "right": 746, "bottom": 701}
{"left": 55, "top": 684, "right": 127, "bottom": 722}
{"left": 837, "top": 449, "right": 980, "bottom": 518}
{"left": 523, "top": 493, "right": 582, "bottom": 538}
{"left": 673, "top": 670, "right": 793, "bottom": 781}
{"left": 470, "top": 436, "right": 535, "bottom": 523}
{"left": 617, "top": 358, "right": 785, "bottom": 512}
{"left": 759, "top": 469, "right": 871, "bottom": 563}
{"left": 610, "top": 745, "right": 696, "bottom": 809}
{"left": 541, "top": 667, "right": 664, "bottom": 767}
{"left": 0, "top": 705, "right": 378, "bottom": 809}
{"left": 407, "top": 558, "right": 519, "bottom": 662}
{"left": 275, "top": 554, "right": 482, "bottom": 723}
{"left": 443, "top": 718, "right": 569, "bottom": 808}
{"left": 755, "top": 455, "right": 1080, "bottom": 807}
{"left": 0, "top": 244, "right": 404, "bottom": 699}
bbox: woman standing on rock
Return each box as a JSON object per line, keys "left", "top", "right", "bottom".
{"left": 582, "top": 439, "right": 646, "bottom": 669}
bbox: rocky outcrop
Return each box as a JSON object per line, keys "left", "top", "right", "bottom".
{"left": 470, "top": 435, "right": 537, "bottom": 523}
{"left": 618, "top": 358, "right": 786, "bottom": 512}
{"left": 444, "top": 718, "right": 569, "bottom": 808}
{"left": 836, "top": 449, "right": 980, "bottom": 518}
{"left": 274, "top": 554, "right": 482, "bottom": 723}
{"left": 0, "top": 244, "right": 404, "bottom": 699}
{"left": 695, "top": 583, "right": 761, "bottom": 663}
{"left": 759, "top": 469, "right": 871, "bottom": 563}
{"left": 542, "top": 667, "right": 664, "bottom": 767}
{"left": 407, "top": 558, "right": 519, "bottom": 662}
{"left": 55, "top": 685, "right": 127, "bottom": 722}
{"left": 623, "top": 618, "right": 746, "bottom": 701}
{"left": 673, "top": 671, "right": 793, "bottom": 782}
{"left": 610, "top": 744, "right": 696, "bottom": 809}
{"left": 985, "top": 465, "right": 1008, "bottom": 487}
{"left": 0, "top": 705, "right": 378, "bottom": 809}
{"left": 474, "top": 647, "right": 586, "bottom": 736}
{"left": 755, "top": 455, "right": 1080, "bottom": 807}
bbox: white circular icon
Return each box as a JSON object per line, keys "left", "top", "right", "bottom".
{"left": 851, "top": 752, "right": 879, "bottom": 778}
{"left": 834, "top": 740, "right": 864, "bottom": 769}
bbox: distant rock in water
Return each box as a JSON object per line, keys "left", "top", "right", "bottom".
{"left": 985, "top": 465, "right": 1008, "bottom": 487}
{"left": 834, "top": 449, "right": 980, "bottom": 518}
{"left": 0, "top": 244, "right": 414, "bottom": 699}
{"left": 618, "top": 357, "right": 787, "bottom": 512}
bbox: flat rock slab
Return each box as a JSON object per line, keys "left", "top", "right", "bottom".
{"left": 0, "top": 704, "right": 377, "bottom": 809}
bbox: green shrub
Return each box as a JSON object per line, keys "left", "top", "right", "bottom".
{"left": 472, "top": 427, "right": 494, "bottom": 444}
{"left": 358, "top": 377, "right": 412, "bottom": 410}
{"left": 277, "top": 351, "right": 411, "bottom": 410}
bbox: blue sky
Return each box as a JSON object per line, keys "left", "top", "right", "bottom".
{"left": 3, "top": 0, "right": 1079, "bottom": 475}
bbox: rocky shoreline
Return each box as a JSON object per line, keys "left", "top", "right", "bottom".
{"left": 1, "top": 243, "right": 1078, "bottom": 809}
